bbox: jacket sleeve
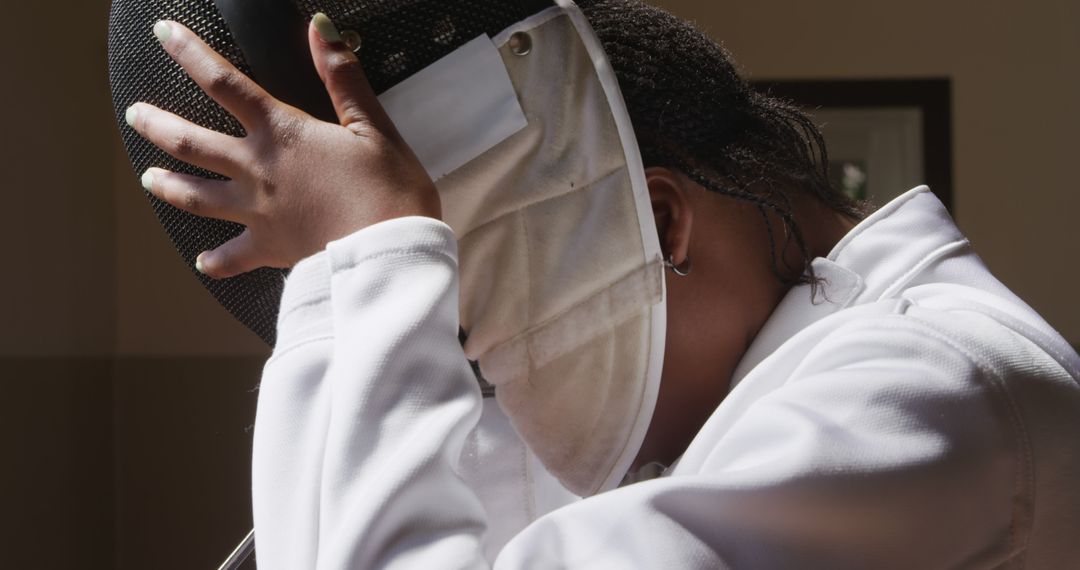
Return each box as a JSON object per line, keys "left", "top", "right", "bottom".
{"left": 253, "top": 216, "right": 490, "bottom": 569}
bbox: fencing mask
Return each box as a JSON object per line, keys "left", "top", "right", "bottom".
{"left": 109, "top": 0, "right": 666, "bottom": 499}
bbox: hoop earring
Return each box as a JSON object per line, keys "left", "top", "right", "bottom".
{"left": 664, "top": 253, "right": 692, "bottom": 277}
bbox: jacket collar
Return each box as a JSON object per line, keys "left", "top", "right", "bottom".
{"left": 728, "top": 186, "right": 965, "bottom": 390}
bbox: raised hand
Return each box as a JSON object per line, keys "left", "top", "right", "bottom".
{"left": 126, "top": 13, "right": 440, "bottom": 279}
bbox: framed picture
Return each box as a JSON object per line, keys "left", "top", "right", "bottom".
{"left": 752, "top": 79, "right": 953, "bottom": 213}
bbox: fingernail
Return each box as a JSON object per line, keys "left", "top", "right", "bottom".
{"left": 153, "top": 21, "right": 173, "bottom": 43}
{"left": 140, "top": 169, "right": 155, "bottom": 192}
{"left": 125, "top": 105, "right": 138, "bottom": 128}
{"left": 195, "top": 254, "right": 207, "bottom": 275}
{"left": 313, "top": 13, "right": 342, "bottom": 43}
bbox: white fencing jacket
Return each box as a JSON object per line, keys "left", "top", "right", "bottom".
{"left": 252, "top": 186, "right": 1080, "bottom": 569}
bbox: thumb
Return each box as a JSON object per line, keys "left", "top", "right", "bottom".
{"left": 308, "top": 13, "right": 389, "bottom": 133}
{"left": 196, "top": 230, "right": 264, "bottom": 280}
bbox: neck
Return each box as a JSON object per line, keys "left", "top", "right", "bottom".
{"left": 632, "top": 192, "right": 859, "bottom": 472}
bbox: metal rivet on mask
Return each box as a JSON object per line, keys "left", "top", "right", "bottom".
{"left": 509, "top": 31, "right": 532, "bottom": 56}
{"left": 341, "top": 29, "right": 363, "bottom": 52}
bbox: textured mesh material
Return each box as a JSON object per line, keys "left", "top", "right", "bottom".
{"left": 109, "top": 0, "right": 283, "bottom": 345}
{"left": 292, "top": 0, "right": 552, "bottom": 94}
{"left": 108, "top": 0, "right": 551, "bottom": 346}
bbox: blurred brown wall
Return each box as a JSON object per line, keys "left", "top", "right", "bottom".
{"left": 1, "top": 1, "right": 119, "bottom": 567}
{"left": 0, "top": 0, "right": 1076, "bottom": 569}
{"left": 1, "top": 2, "right": 264, "bottom": 567}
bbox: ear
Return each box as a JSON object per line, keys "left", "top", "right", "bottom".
{"left": 645, "top": 167, "right": 693, "bottom": 266}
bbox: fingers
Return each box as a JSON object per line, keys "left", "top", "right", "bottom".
{"left": 127, "top": 103, "right": 243, "bottom": 176}
{"left": 140, "top": 168, "right": 267, "bottom": 279}
{"left": 196, "top": 229, "right": 264, "bottom": 280}
{"left": 307, "top": 13, "right": 390, "bottom": 134}
{"left": 141, "top": 167, "right": 247, "bottom": 222}
{"left": 152, "top": 20, "right": 274, "bottom": 129}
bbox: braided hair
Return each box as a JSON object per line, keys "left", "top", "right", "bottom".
{"left": 579, "top": 0, "right": 866, "bottom": 285}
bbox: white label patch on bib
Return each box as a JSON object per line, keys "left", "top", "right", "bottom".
{"left": 378, "top": 35, "right": 529, "bottom": 181}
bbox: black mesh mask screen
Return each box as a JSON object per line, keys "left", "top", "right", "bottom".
{"left": 108, "top": 0, "right": 552, "bottom": 346}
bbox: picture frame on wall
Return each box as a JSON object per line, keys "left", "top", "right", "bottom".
{"left": 752, "top": 79, "right": 954, "bottom": 214}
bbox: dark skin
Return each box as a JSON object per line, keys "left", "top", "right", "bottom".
{"left": 131, "top": 17, "right": 856, "bottom": 477}
{"left": 635, "top": 168, "right": 858, "bottom": 469}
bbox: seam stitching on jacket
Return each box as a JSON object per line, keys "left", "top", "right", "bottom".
{"left": 267, "top": 334, "right": 335, "bottom": 364}
{"left": 333, "top": 247, "right": 457, "bottom": 273}
{"left": 915, "top": 292, "right": 1080, "bottom": 383}
{"left": 899, "top": 312, "right": 1036, "bottom": 555}
{"left": 802, "top": 312, "right": 1034, "bottom": 558}
{"left": 951, "top": 307, "right": 1080, "bottom": 382}
{"left": 278, "top": 294, "right": 331, "bottom": 322}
